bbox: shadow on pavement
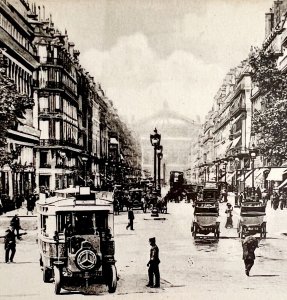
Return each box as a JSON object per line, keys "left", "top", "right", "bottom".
{"left": 251, "top": 274, "right": 279, "bottom": 277}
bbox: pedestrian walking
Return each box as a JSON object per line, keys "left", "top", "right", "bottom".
{"left": 146, "top": 237, "right": 160, "bottom": 288}
{"left": 0, "top": 197, "right": 3, "bottom": 215}
{"left": 126, "top": 207, "right": 134, "bottom": 230}
{"left": 26, "top": 193, "right": 35, "bottom": 215}
{"left": 242, "top": 235, "right": 259, "bottom": 276}
{"left": 4, "top": 226, "right": 16, "bottom": 263}
{"left": 225, "top": 203, "right": 233, "bottom": 228}
{"left": 10, "top": 214, "right": 22, "bottom": 239}
{"left": 15, "top": 194, "right": 22, "bottom": 210}
{"left": 239, "top": 192, "right": 244, "bottom": 206}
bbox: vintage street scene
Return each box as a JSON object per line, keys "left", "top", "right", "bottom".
{"left": 1, "top": 0, "right": 287, "bottom": 299}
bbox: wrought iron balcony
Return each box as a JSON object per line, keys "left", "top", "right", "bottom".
{"left": 39, "top": 139, "right": 82, "bottom": 150}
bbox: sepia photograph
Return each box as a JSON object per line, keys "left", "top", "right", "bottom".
{"left": 0, "top": 0, "right": 287, "bottom": 299}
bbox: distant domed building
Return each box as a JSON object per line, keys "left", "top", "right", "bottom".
{"left": 134, "top": 104, "right": 201, "bottom": 183}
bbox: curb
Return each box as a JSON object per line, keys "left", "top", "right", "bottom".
{"left": 144, "top": 217, "right": 167, "bottom": 221}
{"left": 0, "top": 215, "right": 37, "bottom": 219}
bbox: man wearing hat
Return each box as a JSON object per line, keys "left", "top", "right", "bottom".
{"left": 126, "top": 207, "right": 135, "bottom": 230}
{"left": 10, "top": 214, "right": 22, "bottom": 239}
{"left": 146, "top": 237, "right": 160, "bottom": 288}
{"left": 4, "top": 226, "right": 16, "bottom": 263}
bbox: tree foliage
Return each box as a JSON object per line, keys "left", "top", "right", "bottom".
{"left": 0, "top": 68, "right": 34, "bottom": 165}
{"left": 249, "top": 48, "right": 287, "bottom": 166}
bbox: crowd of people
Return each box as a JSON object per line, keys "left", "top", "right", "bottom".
{"left": 0, "top": 192, "right": 39, "bottom": 215}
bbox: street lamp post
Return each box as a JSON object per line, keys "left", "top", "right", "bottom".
{"left": 204, "top": 166, "right": 207, "bottom": 183}
{"left": 150, "top": 128, "right": 161, "bottom": 188}
{"left": 82, "top": 156, "right": 88, "bottom": 187}
{"left": 234, "top": 157, "right": 240, "bottom": 192}
{"left": 222, "top": 160, "right": 228, "bottom": 184}
{"left": 59, "top": 151, "right": 66, "bottom": 188}
{"left": 249, "top": 144, "right": 257, "bottom": 199}
{"left": 215, "top": 162, "right": 219, "bottom": 183}
{"left": 156, "top": 145, "right": 163, "bottom": 191}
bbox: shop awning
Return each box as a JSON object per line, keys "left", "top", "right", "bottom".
{"left": 266, "top": 168, "right": 287, "bottom": 181}
{"left": 226, "top": 172, "right": 235, "bottom": 184}
{"left": 230, "top": 136, "right": 241, "bottom": 149}
{"left": 110, "top": 138, "right": 119, "bottom": 145}
{"left": 238, "top": 169, "right": 253, "bottom": 181}
{"left": 216, "top": 140, "right": 232, "bottom": 158}
{"left": 278, "top": 178, "right": 287, "bottom": 189}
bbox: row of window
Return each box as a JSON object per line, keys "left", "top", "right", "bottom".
{"left": 38, "top": 45, "right": 77, "bottom": 81}
{"left": 6, "top": 58, "right": 32, "bottom": 96}
{"left": 37, "top": 68, "right": 77, "bottom": 97}
{"left": 0, "top": 12, "right": 33, "bottom": 52}
{"left": 39, "top": 119, "right": 80, "bottom": 144}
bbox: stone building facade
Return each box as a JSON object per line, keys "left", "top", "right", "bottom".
{"left": 195, "top": 0, "right": 287, "bottom": 191}
{"left": 0, "top": 0, "right": 141, "bottom": 199}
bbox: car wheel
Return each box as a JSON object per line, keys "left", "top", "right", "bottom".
{"left": 54, "top": 267, "right": 62, "bottom": 295}
{"left": 43, "top": 266, "right": 51, "bottom": 283}
{"left": 107, "top": 265, "right": 117, "bottom": 293}
{"left": 240, "top": 227, "right": 245, "bottom": 239}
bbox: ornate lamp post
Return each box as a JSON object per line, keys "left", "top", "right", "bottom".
{"left": 82, "top": 156, "right": 88, "bottom": 186}
{"left": 156, "top": 145, "right": 163, "bottom": 191}
{"left": 150, "top": 128, "right": 161, "bottom": 188}
{"left": 249, "top": 144, "right": 258, "bottom": 199}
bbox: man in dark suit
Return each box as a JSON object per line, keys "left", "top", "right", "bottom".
{"left": 146, "top": 237, "right": 160, "bottom": 288}
{"left": 126, "top": 207, "right": 134, "bottom": 230}
{"left": 4, "top": 226, "right": 16, "bottom": 263}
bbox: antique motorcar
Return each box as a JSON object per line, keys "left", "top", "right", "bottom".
{"left": 191, "top": 201, "right": 220, "bottom": 238}
{"left": 237, "top": 201, "right": 267, "bottom": 239}
{"left": 37, "top": 187, "right": 117, "bottom": 295}
{"left": 129, "top": 188, "right": 144, "bottom": 210}
{"left": 199, "top": 183, "right": 220, "bottom": 206}
{"left": 182, "top": 184, "right": 197, "bottom": 203}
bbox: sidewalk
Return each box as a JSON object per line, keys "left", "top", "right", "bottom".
{"left": 0, "top": 205, "right": 36, "bottom": 218}
{"left": 0, "top": 206, "right": 37, "bottom": 237}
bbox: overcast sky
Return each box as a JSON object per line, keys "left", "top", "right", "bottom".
{"left": 34, "top": 0, "right": 271, "bottom": 122}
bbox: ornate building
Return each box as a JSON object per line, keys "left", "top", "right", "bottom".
{"left": 0, "top": 0, "right": 141, "bottom": 198}
{"left": 134, "top": 104, "right": 200, "bottom": 183}
{"left": 0, "top": 0, "right": 40, "bottom": 199}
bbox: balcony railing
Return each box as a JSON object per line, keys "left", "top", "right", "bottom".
{"left": 229, "top": 102, "right": 246, "bottom": 118}
{"left": 39, "top": 139, "right": 82, "bottom": 150}
{"left": 39, "top": 108, "right": 49, "bottom": 113}
{"left": 35, "top": 56, "right": 63, "bottom": 66}
{"left": 47, "top": 81, "right": 64, "bottom": 89}
{"left": 39, "top": 163, "right": 51, "bottom": 168}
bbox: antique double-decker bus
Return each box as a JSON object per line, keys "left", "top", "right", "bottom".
{"left": 37, "top": 187, "right": 117, "bottom": 294}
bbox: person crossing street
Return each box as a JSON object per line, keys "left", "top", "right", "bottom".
{"left": 4, "top": 226, "right": 16, "bottom": 263}
{"left": 126, "top": 207, "right": 135, "bottom": 230}
{"left": 146, "top": 237, "right": 160, "bottom": 288}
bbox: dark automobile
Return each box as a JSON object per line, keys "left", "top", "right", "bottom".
{"left": 129, "top": 189, "right": 143, "bottom": 210}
